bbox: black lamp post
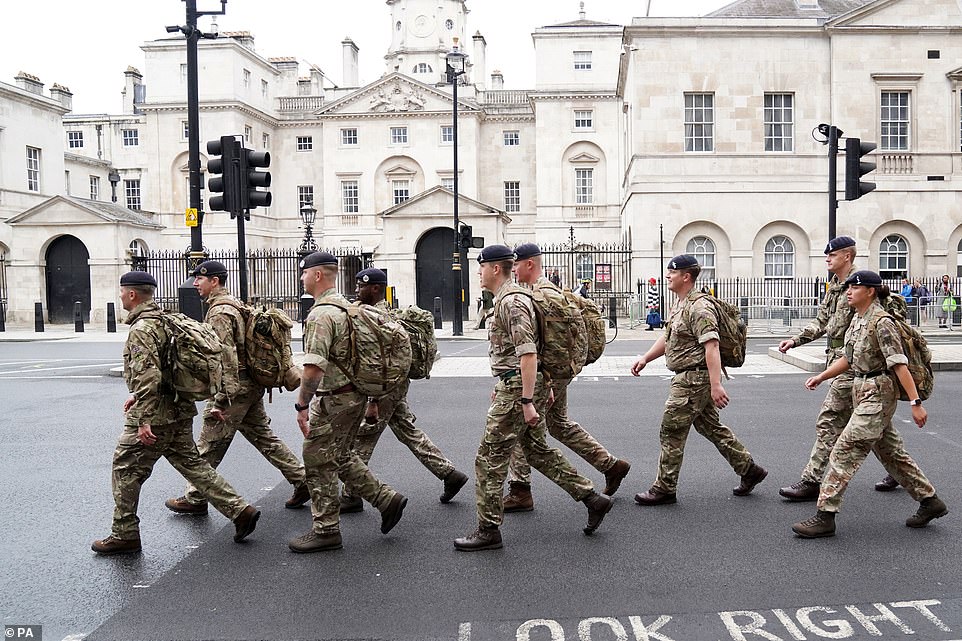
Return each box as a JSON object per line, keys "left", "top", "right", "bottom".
{"left": 298, "top": 203, "right": 318, "bottom": 349}
{"left": 446, "top": 40, "right": 467, "bottom": 337}
{"left": 167, "top": 0, "right": 225, "bottom": 320}
{"left": 108, "top": 169, "right": 120, "bottom": 203}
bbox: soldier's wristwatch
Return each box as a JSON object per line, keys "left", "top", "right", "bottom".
{"left": 520, "top": 397, "right": 534, "bottom": 405}
{"left": 910, "top": 398, "right": 923, "bottom": 406}
{"left": 294, "top": 401, "right": 310, "bottom": 412}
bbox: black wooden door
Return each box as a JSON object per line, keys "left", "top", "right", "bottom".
{"left": 46, "top": 235, "right": 90, "bottom": 323}
{"left": 415, "top": 227, "right": 469, "bottom": 321}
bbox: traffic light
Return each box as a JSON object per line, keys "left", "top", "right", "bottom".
{"left": 240, "top": 148, "right": 271, "bottom": 216}
{"left": 207, "top": 135, "right": 239, "bottom": 213}
{"left": 458, "top": 224, "right": 473, "bottom": 248}
{"left": 845, "top": 137, "right": 877, "bottom": 201}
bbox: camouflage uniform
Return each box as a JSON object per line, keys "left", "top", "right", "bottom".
{"left": 476, "top": 281, "right": 594, "bottom": 528}
{"left": 182, "top": 289, "right": 306, "bottom": 504}
{"left": 302, "top": 289, "right": 401, "bottom": 536}
{"left": 507, "top": 277, "right": 618, "bottom": 485}
{"left": 789, "top": 268, "right": 857, "bottom": 484}
{"left": 111, "top": 300, "right": 248, "bottom": 540}
{"left": 654, "top": 291, "right": 754, "bottom": 493}
{"left": 818, "top": 301, "right": 937, "bottom": 512}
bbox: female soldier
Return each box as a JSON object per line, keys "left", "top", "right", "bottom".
{"left": 792, "top": 270, "right": 948, "bottom": 538}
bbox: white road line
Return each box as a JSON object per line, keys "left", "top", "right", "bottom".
{"left": 0, "top": 363, "right": 121, "bottom": 375}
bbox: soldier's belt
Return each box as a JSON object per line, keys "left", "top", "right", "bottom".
{"left": 496, "top": 369, "right": 520, "bottom": 382}
{"left": 315, "top": 383, "right": 357, "bottom": 396}
{"left": 673, "top": 366, "right": 708, "bottom": 374}
{"left": 828, "top": 338, "right": 845, "bottom": 349}
{"left": 853, "top": 370, "right": 887, "bottom": 378}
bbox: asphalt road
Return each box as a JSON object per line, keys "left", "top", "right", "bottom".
{"left": 1, "top": 339, "right": 960, "bottom": 641}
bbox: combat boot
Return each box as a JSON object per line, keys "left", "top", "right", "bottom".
{"left": 503, "top": 481, "right": 534, "bottom": 512}
{"left": 339, "top": 494, "right": 364, "bottom": 513}
{"left": 582, "top": 491, "right": 613, "bottom": 535}
{"left": 634, "top": 485, "right": 677, "bottom": 506}
{"left": 453, "top": 525, "right": 503, "bottom": 551}
{"left": 289, "top": 531, "right": 343, "bottom": 553}
{"left": 164, "top": 496, "right": 208, "bottom": 514}
{"left": 603, "top": 459, "right": 631, "bottom": 496}
{"left": 285, "top": 482, "right": 311, "bottom": 509}
{"left": 792, "top": 510, "right": 836, "bottom": 538}
{"left": 440, "top": 470, "right": 469, "bottom": 503}
{"left": 779, "top": 479, "right": 820, "bottom": 501}
{"left": 233, "top": 505, "right": 260, "bottom": 542}
{"left": 875, "top": 474, "right": 900, "bottom": 492}
{"left": 380, "top": 493, "right": 407, "bottom": 534}
{"left": 91, "top": 535, "right": 142, "bottom": 556}
{"left": 906, "top": 495, "right": 948, "bottom": 528}
{"left": 733, "top": 461, "right": 768, "bottom": 496}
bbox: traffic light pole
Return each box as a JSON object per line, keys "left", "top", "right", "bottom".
{"left": 449, "top": 65, "right": 463, "bottom": 337}
{"left": 827, "top": 125, "right": 840, "bottom": 242}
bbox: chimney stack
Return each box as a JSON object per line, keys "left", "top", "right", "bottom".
{"left": 49, "top": 83, "right": 73, "bottom": 111}
{"left": 14, "top": 71, "right": 43, "bottom": 95}
{"left": 122, "top": 66, "right": 144, "bottom": 114}
{"left": 490, "top": 70, "right": 504, "bottom": 90}
{"left": 472, "top": 31, "right": 486, "bottom": 90}
{"left": 342, "top": 38, "right": 359, "bottom": 88}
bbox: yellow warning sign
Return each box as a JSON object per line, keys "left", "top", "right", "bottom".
{"left": 185, "top": 208, "right": 198, "bottom": 227}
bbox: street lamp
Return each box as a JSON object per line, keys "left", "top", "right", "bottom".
{"left": 108, "top": 169, "right": 120, "bottom": 203}
{"left": 298, "top": 203, "right": 318, "bottom": 253}
{"left": 446, "top": 40, "right": 467, "bottom": 336}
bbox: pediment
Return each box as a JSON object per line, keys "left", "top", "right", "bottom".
{"left": 7, "top": 195, "right": 160, "bottom": 229}
{"left": 316, "top": 73, "right": 478, "bottom": 116}
{"left": 830, "top": 0, "right": 962, "bottom": 28}
{"left": 384, "top": 163, "right": 418, "bottom": 177}
{"left": 948, "top": 66, "right": 962, "bottom": 81}
{"left": 381, "top": 186, "right": 510, "bottom": 222}
{"left": 569, "top": 152, "right": 601, "bottom": 163}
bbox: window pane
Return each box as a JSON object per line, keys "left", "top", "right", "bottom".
{"left": 684, "top": 94, "right": 714, "bottom": 152}
{"left": 685, "top": 235, "right": 716, "bottom": 280}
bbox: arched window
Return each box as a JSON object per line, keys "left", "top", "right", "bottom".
{"left": 576, "top": 253, "right": 594, "bottom": 284}
{"left": 412, "top": 63, "right": 433, "bottom": 74}
{"left": 879, "top": 234, "right": 908, "bottom": 279}
{"left": 686, "top": 236, "right": 716, "bottom": 280}
{"left": 956, "top": 238, "right": 962, "bottom": 278}
{"left": 764, "top": 235, "right": 794, "bottom": 278}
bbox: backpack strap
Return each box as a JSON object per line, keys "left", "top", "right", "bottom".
{"left": 494, "top": 285, "right": 549, "bottom": 378}
{"left": 312, "top": 300, "right": 359, "bottom": 384}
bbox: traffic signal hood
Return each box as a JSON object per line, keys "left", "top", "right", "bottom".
{"left": 845, "top": 137, "right": 877, "bottom": 201}
{"left": 458, "top": 224, "right": 484, "bottom": 249}
{"left": 206, "top": 135, "right": 239, "bottom": 213}
{"left": 241, "top": 149, "right": 272, "bottom": 211}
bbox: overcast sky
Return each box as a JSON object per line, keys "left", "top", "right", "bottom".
{"left": 1, "top": 1, "right": 732, "bottom": 114}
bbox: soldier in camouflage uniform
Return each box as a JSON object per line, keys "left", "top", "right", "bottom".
{"left": 164, "top": 260, "right": 309, "bottom": 515}
{"left": 501, "top": 242, "right": 631, "bottom": 513}
{"left": 92, "top": 271, "right": 260, "bottom": 555}
{"left": 454, "top": 245, "right": 613, "bottom": 551}
{"left": 793, "top": 270, "right": 948, "bottom": 538}
{"left": 631, "top": 254, "right": 767, "bottom": 506}
{"left": 339, "top": 267, "right": 468, "bottom": 513}
{"left": 288, "top": 252, "right": 407, "bottom": 553}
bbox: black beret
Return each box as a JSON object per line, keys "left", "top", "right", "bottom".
{"left": 355, "top": 268, "right": 387, "bottom": 285}
{"left": 844, "top": 270, "right": 883, "bottom": 287}
{"left": 300, "top": 251, "right": 338, "bottom": 269}
{"left": 190, "top": 260, "right": 228, "bottom": 278}
{"left": 477, "top": 244, "right": 515, "bottom": 264}
{"left": 120, "top": 270, "right": 157, "bottom": 287}
{"left": 513, "top": 242, "right": 542, "bottom": 260}
{"left": 666, "top": 254, "right": 698, "bottom": 270}
{"left": 825, "top": 236, "right": 856, "bottom": 254}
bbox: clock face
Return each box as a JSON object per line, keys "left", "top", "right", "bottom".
{"left": 412, "top": 14, "right": 434, "bottom": 37}
{"left": 445, "top": 18, "right": 454, "bottom": 30}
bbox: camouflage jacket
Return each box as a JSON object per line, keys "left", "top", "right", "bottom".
{"left": 793, "top": 266, "right": 856, "bottom": 347}
{"left": 844, "top": 300, "right": 909, "bottom": 375}
{"left": 664, "top": 290, "right": 721, "bottom": 373}
{"left": 303, "top": 288, "right": 353, "bottom": 391}
{"left": 123, "top": 300, "right": 197, "bottom": 427}
{"left": 488, "top": 279, "right": 539, "bottom": 376}
{"left": 205, "top": 289, "right": 246, "bottom": 407}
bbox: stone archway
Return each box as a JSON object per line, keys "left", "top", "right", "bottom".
{"left": 45, "top": 235, "right": 90, "bottom": 323}
{"left": 415, "top": 227, "right": 469, "bottom": 321}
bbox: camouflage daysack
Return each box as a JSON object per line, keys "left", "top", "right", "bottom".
{"left": 142, "top": 310, "right": 226, "bottom": 402}
{"left": 567, "top": 292, "right": 606, "bottom": 365}
{"left": 502, "top": 282, "right": 589, "bottom": 379}
{"left": 690, "top": 293, "right": 748, "bottom": 368}
{"left": 869, "top": 307, "right": 934, "bottom": 401}
{"left": 211, "top": 300, "right": 301, "bottom": 392}
{"left": 391, "top": 305, "right": 438, "bottom": 380}
{"left": 319, "top": 300, "right": 413, "bottom": 397}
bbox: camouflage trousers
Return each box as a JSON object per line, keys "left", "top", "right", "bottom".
{"left": 475, "top": 374, "right": 594, "bottom": 528}
{"left": 184, "top": 383, "right": 306, "bottom": 504}
{"left": 303, "top": 389, "right": 399, "bottom": 535}
{"left": 654, "top": 370, "right": 754, "bottom": 493}
{"left": 507, "top": 377, "right": 617, "bottom": 486}
{"left": 801, "top": 353, "right": 855, "bottom": 484}
{"left": 818, "top": 374, "right": 936, "bottom": 512}
{"left": 110, "top": 419, "right": 248, "bottom": 540}
{"left": 345, "top": 379, "right": 454, "bottom": 496}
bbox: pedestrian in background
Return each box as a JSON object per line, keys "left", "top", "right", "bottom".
{"left": 645, "top": 277, "right": 660, "bottom": 330}
{"left": 935, "top": 274, "right": 954, "bottom": 329}
{"left": 793, "top": 270, "right": 948, "bottom": 538}
{"left": 573, "top": 279, "right": 591, "bottom": 298}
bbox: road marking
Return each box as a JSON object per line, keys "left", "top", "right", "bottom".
{"left": 0, "top": 363, "right": 121, "bottom": 375}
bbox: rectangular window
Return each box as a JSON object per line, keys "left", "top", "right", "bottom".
{"left": 244, "top": 125, "right": 253, "bottom": 144}
{"left": 441, "top": 177, "right": 455, "bottom": 191}
{"left": 124, "top": 179, "right": 142, "bottom": 210}
{"left": 685, "top": 93, "right": 714, "bottom": 152}
{"left": 296, "top": 135, "right": 314, "bottom": 151}
{"left": 503, "top": 130, "right": 519, "bottom": 146}
{"left": 182, "top": 120, "right": 190, "bottom": 140}
{"left": 122, "top": 128, "right": 139, "bottom": 147}
{"left": 573, "top": 50, "right": 592, "bottom": 71}
{"left": 243, "top": 68, "right": 251, "bottom": 88}
{"left": 342, "top": 180, "right": 359, "bottom": 213}
{"left": 180, "top": 64, "right": 188, "bottom": 83}
{"left": 574, "top": 110, "right": 593, "bottom": 130}
{"left": 261, "top": 79, "right": 269, "bottom": 98}
{"left": 89, "top": 175, "right": 100, "bottom": 200}
{"left": 341, "top": 128, "right": 358, "bottom": 146}
{"left": 440, "top": 125, "right": 454, "bottom": 144}
{"left": 297, "top": 185, "right": 314, "bottom": 211}
{"left": 880, "top": 91, "right": 910, "bottom": 151}
{"left": 65, "top": 170, "right": 70, "bottom": 195}
{"left": 262, "top": 133, "right": 270, "bottom": 149}
{"left": 504, "top": 181, "right": 520, "bottom": 212}
{"left": 26, "top": 146, "right": 40, "bottom": 192}
{"left": 764, "top": 93, "right": 794, "bottom": 152}
{"left": 390, "top": 126, "right": 408, "bottom": 144}
{"left": 67, "top": 130, "right": 83, "bottom": 149}
{"left": 575, "top": 168, "right": 593, "bottom": 204}
{"left": 393, "top": 179, "right": 410, "bottom": 205}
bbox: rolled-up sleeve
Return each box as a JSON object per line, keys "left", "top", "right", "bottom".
{"left": 690, "top": 298, "right": 721, "bottom": 345}
{"left": 877, "top": 318, "right": 909, "bottom": 369}
{"left": 505, "top": 295, "right": 538, "bottom": 357}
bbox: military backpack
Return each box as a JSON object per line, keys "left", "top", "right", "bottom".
{"left": 141, "top": 310, "right": 226, "bottom": 402}
{"left": 210, "top": 300, "right": 301, "bottom": 392}
{"left": 868, "top": 308, "right": 934, "bottom": 401}
{"left": 567, "top": 292, "right": 606, "bottom": 365}
{"left": 391, "top": 305, "right": 438, "bottom": 380}
{"left": 689, "top": 293, "right": 748, "bottom": 368}
{"left": 319, "top": 300, "right": 413, "bottom": 397}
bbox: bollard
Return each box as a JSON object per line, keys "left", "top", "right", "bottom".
{"left": 74, "top": 301, "right": 85, "bottom": 332}
{"left": 34, "top": 302, "right": 44, "bottom": 332}
{"left": 739, "top": 297, "right": 749, "bottom": 326}
{"left": 106, "top": 302, "right": 117, "bottom": 333}
{"left": 607, "top": 296, "right": 617, "bottom": 327}
{"left": 300, "top": 293, "right": 313, "bottom": 352}
{"left": 433, "top": 296, "right": 443, "bottom": 330}
{"left": 783, "top": 296, "right": 791, "bottom": 326}
{"left": 0, "top": 300, "right": 5, "bottom": 332}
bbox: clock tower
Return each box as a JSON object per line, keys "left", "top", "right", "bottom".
{"left": 385, "top": 0, "right": 468, "bottom": 83}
